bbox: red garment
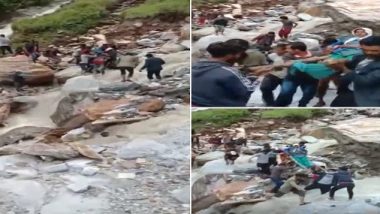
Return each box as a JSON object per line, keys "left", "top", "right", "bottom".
{"left": 279, "top": 27, "right": 292, "bottom": 38}
{"left": 93, "top": 57, "right": 105, "bottom": 65}
{"left": 198, "top": 17, "right": 206, "bottom": 26}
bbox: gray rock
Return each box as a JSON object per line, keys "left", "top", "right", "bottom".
{"left": 0, "top": 126, "right": 50, "bottom": 147}
{"left": 301, "top": 135, "right": 319, "bottom": 143}
{"left": 99, "top": 82, "right": 141, "bottom": 92}
{"left": 43, "top": 163, "right": 69, "bottom": 173}
{"left": 117, "top": 139, "right": 169, "bottom": 160}
{"left": 297, "top": 13, "right": 313, "bottom": 21}
{"left": 67, "top": 182, "right": 90, "bottom": 193}
{"left": 136, "top": 38, "right": 156, "bottom": 48}
{"left": 171, "top": 186, "right": 190, "bottom": 204}
{"left": 62, "top": 75, "right": 102, "bottom": 94}
{"left": 160, "top": 31, "right": 178, "bottom": 41}
{"left": 264, "top": 10, "right": 279, "bottom": 17}
{"left": 81, "top": 167, "right": 99, "bottom": 176}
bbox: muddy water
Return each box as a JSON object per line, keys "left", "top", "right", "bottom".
{"left": 0, "top": 0, "right": 72, "bottom": 37}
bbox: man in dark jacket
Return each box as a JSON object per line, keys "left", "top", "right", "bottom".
{"left": 329, "top": 166, "right": 355, "bottom": 200}
{"left": 140, "top": 53, "right": 165, "bottom": 80}
{"left": 192, "top": 39, "right": 256, "bottom": 107}
{"left": 329, "top": 36, "right": 380, "bottom": 106}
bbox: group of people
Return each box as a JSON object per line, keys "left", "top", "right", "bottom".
{"left": 192, "top": 23, "right": 380, "bottom": 107}
{"left": 192, "top": 129, "right": 356, "bottom": 205}
{"left": 1, "top": 35, "right": 167, "bottom": 83}
{"left": 74, "top": 43, "right": 166, "bottom": 82}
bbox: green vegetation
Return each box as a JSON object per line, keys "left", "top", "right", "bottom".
{"left": 122, "top": 0, "right": 190, "bottom": 19}
{"left": 192, "top": 109, "right": 329, "bottom": 131}
{"left": 192, "top": 109, "right": 251, "bottom": 130}
{"left": 0, "top": 0, "right": 52, "bottom": 13}
{"left": 261, "top": 109, "right": 328, "bottom": 120}
{"left": 11, "top": 0, "right": 115, "bottom": 44}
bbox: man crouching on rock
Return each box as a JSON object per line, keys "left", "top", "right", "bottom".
{"left": 275, "top": 171, "right": 310, "bottom": 206}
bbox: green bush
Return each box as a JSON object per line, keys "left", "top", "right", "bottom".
{"left": 12, "top": 0, "right": 114, "bottom": 40}
{"left": 261, "top": 109, "right": 328, "bottom": 121}
{"left": 192, "top": 109, "right": 251, "bottom": 131}
{"left": 123, "top": 0, "right": 190, "bottom": 19}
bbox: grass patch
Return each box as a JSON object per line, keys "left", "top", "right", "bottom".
{"left": 122, "top": 0, "right": 190, "bottom": 19}
{"left": 261, "top": 109, "right": 328, "bottom": 121}
{"left": 192, "top": 109, "right": 251, "bottom": 131}
{"left": 11, "top": 0, "right": 115, "bottom": 44}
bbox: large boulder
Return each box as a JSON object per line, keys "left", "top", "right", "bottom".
{"left": 62, "top": 76, "right": 102, "bottom": 94}
{"left": 0, "top": 55, "right": 54, "bottom": 85}
{"left": 50, "top": 93, "right": 94, "bottom": 127}
{"left": 55, "top": 66, "right": 82, "bottom": 84}
{"left": 324, "top": 0, "right": 380, "bottom": 34}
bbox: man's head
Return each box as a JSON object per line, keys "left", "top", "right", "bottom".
{"left": 353, "top": 28, "right": 368, "bottom": 38}
{"left": 299, "top": 141, "right": 307, "bottom": 147}
{"left": 360, "top": 36, "right": 380, "bottom": 60}
{"left": 289, "top": 42, "right": 307, "bottom": 55}
{"left": 0, "top": 34, "right": 4, "bottom": 38}
{"left": 263, "top": 143, "right": 271, "bottom": 150}
{"left": 339, "top": 166, "right": 348, "bottom": 171}
{"left": 206, "top": 39, "right": 249, "bottom": 64}
{"left": 280, "top": 16, "right": 289, "bottom": 20}
{"left": 275, "top": 43, "right": 288, "bottom": 56}
{"left": 268, "top": 31, "right": 275, "bottom": 37}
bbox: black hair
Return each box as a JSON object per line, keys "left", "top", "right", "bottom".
{"left": 0, "top": 34, "right": 4, "bottom": 37}
{"left": 280, "top": 16, "right": 288, "bottom": 20}
{"left": 360, "top": 36, "right": 380, "bottom": 46}
{"left": 299, "top": 141, "right": 307, "bottom": 146}
{"left": 206, "top": 40, "right": 248, "bottom": 58}
{"left": 339, "top": 166, "right": 348, "bottom": 171}
{"left": 290, "top": 42, "right": 307, "bottom": 52}
{"left": 224, "top": 39, "right": 250, "bottom": 52}
{"left": 321, "top": 38, "right": 338, "bottom": 47}
{"left": 268, "top": 32, "right": 275, "bottom": 35}
{"left": 276, "top": 43, "right": 288, "bottom": 49}
{"left": 353, "top": 28, "right": 365, "bottom": 33}
{"left": 146, "top": 53, "right": 153, "bottom": 57}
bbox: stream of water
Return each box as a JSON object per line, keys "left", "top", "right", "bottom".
{"left": 0, "top": 0, "right": 72, "bottom": 37}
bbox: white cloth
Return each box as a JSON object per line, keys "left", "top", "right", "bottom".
{"left": 256, "top": 152, "right": 270, "bottom": 164}
{"left": 268, "top": 53, "right": 287, "bottom": 79}
{"left": 0, "top": 37, "right": 10, "bottom": 46}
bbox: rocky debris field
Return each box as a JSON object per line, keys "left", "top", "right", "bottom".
{"left": 0, "top": 1, "right": 191, "bottom": 212}
{"left": 192, "top": 109, "right": 380, "bottom": 214}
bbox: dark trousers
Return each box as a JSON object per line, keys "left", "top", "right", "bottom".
{"left": 305, "top": 182, "right": 331, "bottom": 194}
{"left": 120, "top": 67, "right": 134, "bottom": 78}
{"left": 331, "top": 90, "right": 357, "bottom": 107}
{"left": 147, "top": 70, "right": 161, "bottom": 80}
{"left": 0, "top": 46, "right": 13, "bottom": 55}
{"left": 257, "top": 163, "right": 271, "bottom": 175}
{"left": 275, "top": 78, "right": 318, "bottom": 107}
{"left": 329, "top": 183, "right": 355, "bottom": 199}
{"left": 271, "top": 177, "right": 284, "bottom": 193}
{"left": 260, "top": 74, "right": 283, "bottom": 106}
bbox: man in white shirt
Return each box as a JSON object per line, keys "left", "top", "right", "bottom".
{"left": 0, "top": 34, "right": 13, "bottom": 56}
